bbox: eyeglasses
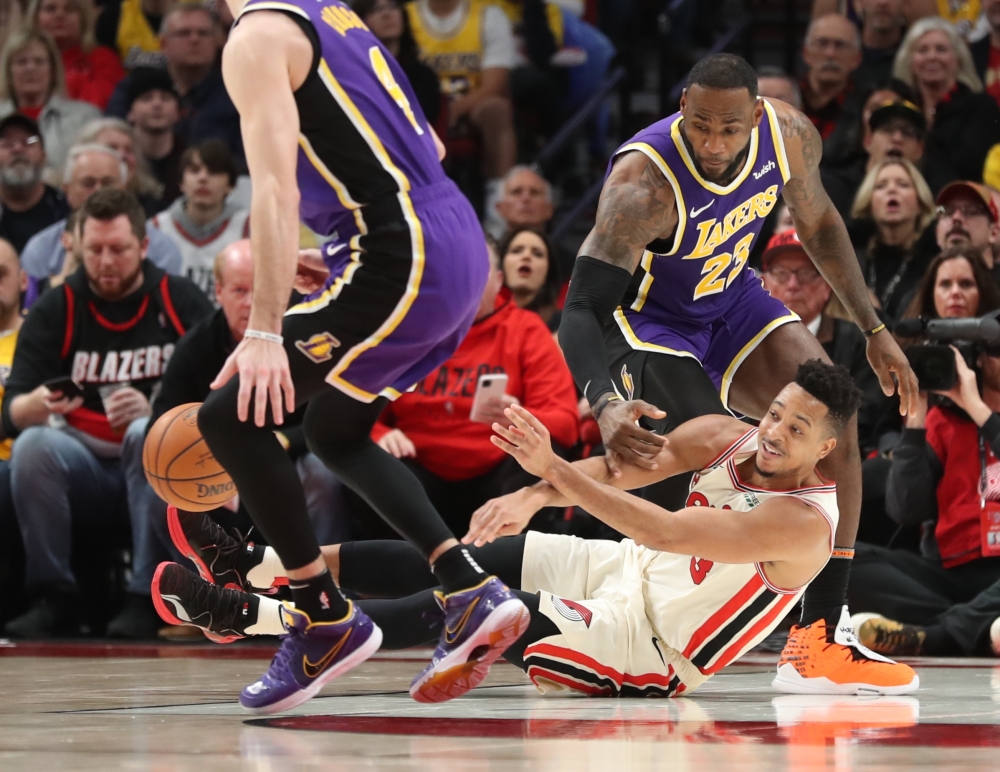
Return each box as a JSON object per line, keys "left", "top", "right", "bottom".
{"left": 937, "top": 203, "right": 991, "bottom": 219}
{"left": 765, "top": 267, "right": 823, "bottom": 285}
{"left": 808, "top": 36, "right": 856, "bottom": 52}
{"left": 0, "top": 135, "right": 40, "bottom": 151}
{"left": 875, "top": 123, "right": 921, "bottom": 140}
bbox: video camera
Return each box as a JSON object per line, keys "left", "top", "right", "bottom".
{"left": 899, "top": 312, "right": 1000, "bottom": 391}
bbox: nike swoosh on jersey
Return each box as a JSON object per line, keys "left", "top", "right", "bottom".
{"left": 689, "top": 200, "right": 715, "bottom": 218}
{"left": 302, "top": 630, "right": 351, "bottom": 679}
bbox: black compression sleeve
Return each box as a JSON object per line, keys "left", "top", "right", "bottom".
{"left": 559, "top": 256, "right": 634, "bottom": 408}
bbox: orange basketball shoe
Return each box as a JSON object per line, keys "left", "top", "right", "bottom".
{"left": 772, "top": 607, "right": 919, "bottom": 695}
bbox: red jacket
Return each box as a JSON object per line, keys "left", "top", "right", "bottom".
{"left": 926, "top": 406, "right": 994, "bottom": 567}
{"left": 62, "top": 46, "right": 125, "bottom": 111}
{"left": 373, "top": 300, "right": 579, "bottom": 480}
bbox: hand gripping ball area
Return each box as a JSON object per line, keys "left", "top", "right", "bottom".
{"left": 143, "top": 402, "right": 235, "bottom": 512}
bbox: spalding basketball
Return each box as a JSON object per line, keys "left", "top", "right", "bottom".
{"left": 143, "top": 403, "right": 235, "bottom": 512}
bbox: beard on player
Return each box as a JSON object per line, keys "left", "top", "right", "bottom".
{"left": 688, "top": 136, "right": 753, "bottom": 185}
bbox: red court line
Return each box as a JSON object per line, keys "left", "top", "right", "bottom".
{"left": 252, "top": 715, "right": 1000, "bottom": 747}
{"left": 0, "top": 640, "right": 451, "bottom": 662}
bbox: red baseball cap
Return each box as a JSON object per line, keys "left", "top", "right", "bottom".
{"left": 761, "top": 228, "right": 807, "bottom": 269}
{"left": 936, "top": 181, "right": 999, "bottom": 222}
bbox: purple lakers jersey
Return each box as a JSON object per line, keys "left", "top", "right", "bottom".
{"left": 238, "top": 0, "right": 452, "bottom": 243}
{"left": 612, "top": 100, "right": 790, "bottom": 333}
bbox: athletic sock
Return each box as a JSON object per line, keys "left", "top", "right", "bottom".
{"left": 801, "top": 548, "right": 853, "bottom": 628}
{"left": 921, "top": 624, "right": 961, "bottom": 656}
{"left": 241, "top": 595, "right": 286, "bottom": 636}
{"left": 289, "top": 568, "right": 350, "bottom": 621}
{"left": 244, "top": 546, "right": 286, "bottom": 590}
{"left": 431, "top": 545, "right": 487, "bottom": 594}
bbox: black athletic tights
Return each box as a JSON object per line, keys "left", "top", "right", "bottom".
{"left": 627, "top": 354, "right": 729, "bottom": 511}
{"left": 341, "top": 536, "right": 559, "bottom": 670}
{"left": 199, "top": 377, "right": 456, "bottom": 571}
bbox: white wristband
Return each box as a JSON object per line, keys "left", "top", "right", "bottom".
{"left": 244, "top": 329, "right": 284, "bottom": 345}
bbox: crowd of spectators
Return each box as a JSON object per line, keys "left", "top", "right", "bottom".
{"left": 1, "top": 0, "right": 1000, "bottom": 655}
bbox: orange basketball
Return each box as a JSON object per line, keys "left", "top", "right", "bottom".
{"left": 142, "top": 402, "right": 235, "bottom": 512}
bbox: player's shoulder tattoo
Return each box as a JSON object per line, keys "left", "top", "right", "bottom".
{"left": 583, "top": 152, "right": 676, "bottom": 271}
{"left": 776, "top": 107, "right": 822, "bottom": 172}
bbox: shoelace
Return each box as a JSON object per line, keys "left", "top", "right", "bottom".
{"left": 873, "top": 626, "right": 919, "bottom": 654}
{"left": 266, "top": 626, "right": 301, "bottom": 674}
{"left": 186, "top": 577, "right": 245, "bottom": 635}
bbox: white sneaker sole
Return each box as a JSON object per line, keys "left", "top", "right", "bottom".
{"left": 772, "top": 662, "right": 920, "bottom": 696}
{"left": 410, "top": 598, "right": 530, "bottom": 703}
{"left": 241, "top": 624, "right": 384, "bottom": 715}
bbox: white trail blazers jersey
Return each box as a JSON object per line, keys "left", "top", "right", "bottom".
{"left": 523, "top": 427, "right": 839, "bottom": 697}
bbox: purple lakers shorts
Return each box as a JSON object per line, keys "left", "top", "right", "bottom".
{"left": 283, "top": 183, "right": 489, "bottom": 403}
{"left": 606, "top": 274, "right": 799, "bottom": 409}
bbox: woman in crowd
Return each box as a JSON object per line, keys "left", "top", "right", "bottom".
{"left": 76, "top": 117, "right": 163, "bottom": 215}
{"left": 29, "top": 0, "right": 124, "bottom": 111}
{"left": 0, "top": 28, "right": 99, "bottom": 175}
{"left": 499, "top": 227, "right": 562, "bottom": 331}
{"left": 900, "top": 247, "right": 1000, "bottom": 332}
{"left": 851, "top": 158, "right": 937, "bottom": 324}
{"left": 892, "top": 17, "right": 1000, "bottom": 194}
{"left": 351, "top": 0, "right": 440, "bottom": 125}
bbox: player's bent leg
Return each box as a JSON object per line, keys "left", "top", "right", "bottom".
{"left": 727, "top": 322, "right": 916, "bottom": 695}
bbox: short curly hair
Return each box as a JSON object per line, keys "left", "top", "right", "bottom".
{"left": 794, "top": 359, "right": 863, "bottom": 437}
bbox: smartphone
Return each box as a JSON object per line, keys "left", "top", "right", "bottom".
{"left": 43, "top": 376, "right": 85, "bottom": 400}
{"left": 469, "top": 373, "right": 509, "bottom": 424}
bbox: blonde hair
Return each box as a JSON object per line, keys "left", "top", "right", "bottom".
{"left": 851, "top": 158, "right": 936, "bottom": 244}
{"left": 0, "top": 28, "right": 65, "bottom": 104}
{"left": 75, "top": 117, "right": 164, "bottom": 200}
{"left": 28, "top": 0, "right": 97, "bottom": 52}
{"left": 892, "top": 16, "right": 983, "bottom": 93}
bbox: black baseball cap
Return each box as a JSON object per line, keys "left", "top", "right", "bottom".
{"left": 0, "top": 113, "right": 41, "bottom": 140}
{"left": 125, "top": 67, "right": 179, "bottom": 110}
{"left": 869, "top": 100, "right": 926, "bottom": 136}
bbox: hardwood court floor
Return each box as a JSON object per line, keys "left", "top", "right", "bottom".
{"left": 3, "top": 640, "right": 1000, "bottom": 771}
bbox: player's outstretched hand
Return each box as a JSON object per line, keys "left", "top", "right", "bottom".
{"left": 463, "top": 487, "right": 541, "bottom": 546}
{"left": 865, "top": 329, "right": 920, "bottom": 416}
{"left": 211, "top": 337, "right": 295, "bottom": 427}
{"left": 491, "top": 404, "right": 556, "bottom": 479}
{"left": 597, "top": 399, "right": 667, "bottom": 477}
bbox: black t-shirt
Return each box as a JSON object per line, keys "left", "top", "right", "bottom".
{"left": 147, "top": 136, "right": 186, "bottom": 210}
{"left": 1, "top": 261, "right": 213, "bottom": 440}
{"left": 151, "top": 307, "right": 308, "bottom": 457}
{"left": 0, "top": 186, "right": 70, "bottom": 254}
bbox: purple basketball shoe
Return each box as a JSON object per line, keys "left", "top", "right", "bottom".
{"left": 241, "top": 602, "right": 382, "bottom": 714}
{"left": 410, "top": 576, "right": 530, "bottom": 703}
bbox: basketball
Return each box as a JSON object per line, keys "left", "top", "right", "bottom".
{"left": 142, "top": 402, "right": 235, "bottom": 511}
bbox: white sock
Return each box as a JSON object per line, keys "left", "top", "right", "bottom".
{"left": 246, "top": 546, "right": 286, "bottom": 590}
{"left": 243, "top": 596, "right": 286, "bottom": 636}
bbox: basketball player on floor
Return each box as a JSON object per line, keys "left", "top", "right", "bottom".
{"left": 555, "top": 53, "right": 921, "bottom": 694}
{"left": 155, "top": 361, "right": 919, "bottom": 697}
{"left": 191, "top": 0, "right": 527, "bottom": 713}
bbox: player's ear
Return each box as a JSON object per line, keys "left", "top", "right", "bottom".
{"left": 679, "top": 89, "right": 688, "bottom": 113}
{"left": 752, "top": 96, "right": 764, "bottom": 127}
{"left": 816, "top": 436, "right": 837, "bottom": 462}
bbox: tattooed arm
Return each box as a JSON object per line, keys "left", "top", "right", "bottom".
{"left": 578, "top": 150, "right": 680, "bottom": 270}
{"left": 560, "top": 151, "right": 678, "bottom": 473}
{"left": 774, "top": 100, "right": 918, "bottom": 414}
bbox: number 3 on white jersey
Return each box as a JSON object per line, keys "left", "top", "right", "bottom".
{"left": 369, "top": 46, "right": 424, "bottom": 136}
